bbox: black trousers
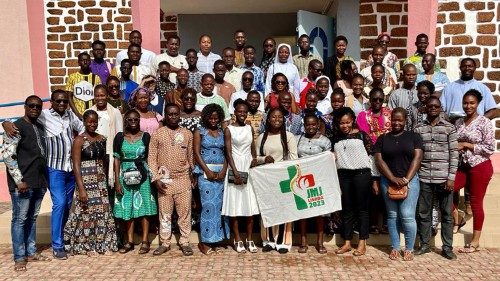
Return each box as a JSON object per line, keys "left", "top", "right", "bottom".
{"left": 338, "top": 168, "right": 371, "bottom": 240}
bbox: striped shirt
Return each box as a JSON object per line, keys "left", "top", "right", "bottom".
{"left": 388, "top": 86, "right": 418, "bottom": 110}
{"left": 414, "top": 117, "right": 458, "bottom": 183}
{"left": 292, "top": 53, "right": 323, "bottom": 79}
{"left": 38, "top": 108, "right": 84, "bottom": 171}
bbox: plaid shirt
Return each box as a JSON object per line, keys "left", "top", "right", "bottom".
{"left": 414, "top": 117, "right": 459, "bottom": 183}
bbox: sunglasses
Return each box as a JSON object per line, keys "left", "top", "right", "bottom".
{"left": 370, "top": 98, "right": 384, "bottom": 102}
{"left": 126, "top": 118, "right": 140, "bottom": 122}
{"left": 53, "top": 99, "right": 69, "bottom": 104}
{"left": 275, "top": 80, "right": 287, "bottom": 85}
{"left": 27, "top": 103, "right": 42, "bottom": 110}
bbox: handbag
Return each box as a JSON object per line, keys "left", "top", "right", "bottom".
{"left": 387, "top": 183, "right": 408, "bottom": 200}
{"left": 228, "top": 169, "right": 248, "bottom": 184}
{"left": 123, "top": 167, "right": 143, "bottom": 186}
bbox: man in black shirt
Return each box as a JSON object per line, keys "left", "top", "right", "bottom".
{"left": 2, "top": 95, "right": 50, "bottom": 271}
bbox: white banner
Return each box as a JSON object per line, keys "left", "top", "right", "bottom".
{"left": 249, "top": 152, "right": 342, "bottom": 228}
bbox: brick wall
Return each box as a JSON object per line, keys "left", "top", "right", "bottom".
{"left": 435, "top": 0, "right": 500, "bottom": 149}
{"left": 159, "top": 10, "right": 178, "bottom": 53}
{"left": 45, "top": 0, "right": 133, "bottom": 91}
{"left": 359, "top": 0, "right": 408, "bottom": 60}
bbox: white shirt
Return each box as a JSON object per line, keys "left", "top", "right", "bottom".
{"left": 317, "top": 97, "right": 333, "bottom": 115}
{"left": 228, "top": 89, "right": 264, "bottom": 114}
{"left": 112, "top": 64, "right": 154, "bottom": 85}
{"left": 196, "top": 52, "right": 221, "bottom": 74}
{"left": 360, "top": 66, "right": 398, "bottom": 87}
{"left": 265, "top": 63, "right": 301, "bottom": 100}
{"left": 224, "top": 67, "right": 244, "bottom": 91}
{"left": 153, "top": 53, "right": 188, "bottom": 83}
{"left": 115, "top": 47, "right": 156, "bottom": 67}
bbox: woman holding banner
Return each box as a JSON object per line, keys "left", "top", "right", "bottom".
{"left": 255, "top": 107, "right": 298, "bottom": 254}
{"left": 331, "top": 107, "right": 373, "bottom": 256}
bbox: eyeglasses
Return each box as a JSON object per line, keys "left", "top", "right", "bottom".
{"left": 275, "top": 80, "right": 287, "bottom": 85}
{"left": 242, "top": 77, "right": 253, "bottom": 81}
{"left": 126, "top": 118, "right": 140, "bottom": 122}
{"left": 53, "top": 99, "right": 69, "bottom": 104}
{"left": 370, "top": 98, "right": 384, "bottom": 102}
{"left": 27, "top": 103, "right": 42, "bottom": 110}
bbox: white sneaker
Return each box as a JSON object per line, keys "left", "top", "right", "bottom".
{"left": 234, "top": 240, "right": 246, "bottom": 253}
{"left": 246, "top": 239, "right": 258, "bottom": 253}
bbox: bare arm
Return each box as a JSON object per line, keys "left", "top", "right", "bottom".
{"left": 72, "top": 136, "right": 87, "bottom": 202}
{"left": 113, "top": 157, "right": 123, "bottom": 195}
{"left": 67, "top": 91, "right": 82, "bottom": 119}
{"left": 405, "top": 149, "right": 423, "bottom": 182}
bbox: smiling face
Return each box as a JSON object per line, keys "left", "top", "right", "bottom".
{"left": 125, "top": 111, "right": 140, "bottom": 131}
{"left": 304, "top": 116, "right": 319, "bottom": 136}
{"left": 316, "top": 78, "right": 329, "bottom": 97}
{"left": 234, "top": 31, "right": 246, "bottom": 48}
{"left": 369, "top": 91, "right": 384, "bottom": 111}
{"left": 164, "top": 105, "right": 180, "bottom": 128}
{"left": 460, "top": 59, "right": 476, "bottom": 80}
{"left": 335, "top": 40, "right": 347, "bottom": 56}
{"left": 415, "top": 36, "right": 429, "bottom": 54}
{"left": 330, "top": 93, "right": 345, "bottom": 111}
{"left": 422, "top": 54, "right": 435, "bottom": 73}
{"left": 120, "top": 61, "right": 132, "bottom": 77}
{"left": 352, "top": 76, "right": 364, "bottom": 96}
{"left": 268, "top": 109, "right": 284, "bottom": 130}
{"left": 425, "top": 98, "right": 441, "bottom": 118}
{"left": 166, "top": 37, "right": 180, "bottom": 56}
{"left": 263, "top": 39, "right": 276, "bottom": 55}
{"left": 273, "top": 75, "right": 288, "bottom": 92}
{"left": 25, "top": 98, "right": 42, "bottom": 119}
{"left": 309, "top": 61, "right": 323, "bottom": 81}
{"left": 201, "top": 76, "right": 215, "bottom": 95}
{"left": 93, "top": 87, "right": 108, "bottom": 109}
{"left": 207, "top": 111, "right": 220, "bottom": 129}
{"left": 391, "top": 111, "right": 406, "bottom": 133}
{"left": 186, "top": 50, "right": 198, "bottom": 67}
{"left": 338, "top": 114, "right": 354, "bottom": 134}
{"left": 127, "top": 46, "right": 141, "bottom": 63}
{"left": 84, "top": 113, "right": 99, "bottom": 134}
{"left": 234, "top": 103, "right": 249, "bottom": 125}
{"left": 135, "top": 90, "right": 150, "bottom": 110}
{"left": 199, "top": 36, "right": 212, "bottom": 54}
{"left": 181, "top": 91, "right": 196, "bottom": 111}
{"left": 278, "top": 93, "right": 292, "bottom": 112}
{"left": 177, "top": 69, "right": 189, "bottom": 86}
{"left": 306, "top": 93, "right": 319, "bottom": 110}
{"left": 278, "top": 46, "right": 290, "bottom": 63}
{"left": 107, "top": 78, "right": 120, "bottom": 98}
{"left": 51, "top": 92, "right": 69, "bottom": 114}
{"left": 462, "top": 94, "right": 479, "bottom": 116}
{"left": 417, "top": 85, "right": 431, "bottom": 103}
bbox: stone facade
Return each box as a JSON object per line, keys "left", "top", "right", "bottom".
{"left": 359, "top": 0, "right": 409, "bottom": 60}
{"left": 44, "top": 0, "right": 133, "bottom": 91}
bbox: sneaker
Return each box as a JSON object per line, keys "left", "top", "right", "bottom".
{"left": 441, "top": 249, "right": 457, "bottom": 260}
{"left": 262, "top": 244, "right": 274, "bottom": 252}
{"left": 53, "top": 249, "right": 68, "bottom": 260}
{"left": 234, "top": 240, "right": 246, "bottom": 253}
{"left": 246, "top": 240, "right": 258, "bottom": 253}
{"left": 414, "top": 245, "right": 431, "bottom": 256}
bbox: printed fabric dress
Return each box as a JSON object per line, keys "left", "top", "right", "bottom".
{"left": 194, "top": 127, "right": 230, "bottom": 243}
{"left": 64, "top": 138, "right": 118, "bottom": 254}
{"left": 113, "top": 135, "right": 158, "bottom": 220}
{"left": 222, "top": 125, "right": 260, "bottom": 217}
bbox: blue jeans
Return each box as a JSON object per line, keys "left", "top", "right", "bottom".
{"left": 48, "top": 167, "right": 75, "bottom": 250}
{"left": 10, "top": 188, "right": 47, "bottom": 262}
{"left": 380, "top": 175, "right": 420, "bottom": 251}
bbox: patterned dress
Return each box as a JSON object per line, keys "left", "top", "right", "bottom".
{"left": 179, "top": 115, "right": 201, "bottom": 133}
{"left": 113, "top": 135, "right": 158, "bottom": 220}
{"left": 64, "top": 138, "right": 117, "bottom": 254}
{"left": 194, "top": 127, "right": 230, "bottom": 243}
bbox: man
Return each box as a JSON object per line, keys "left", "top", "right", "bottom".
{"left": 222, "top": 47, "right": 244, "bottom": 91}
{"left": 440, "top": 58, "right": 498, "bottom": 120}
{"left": 213, "top": 59, "right": 236, "bottom": 105}
{"left": 195, "top": 74, "right": 231, "bottom": 124}
{"left": 260, "top": 91, "right": 302, "bottom": 136}
{"left": 186, "top": 48, "right": 203, "bottom": 93}
{"left": 115, "top": 30, "right": 155, "bottom": 66}
{"left": 292, "top": 34, "right": 323, "bottom": 79}
{"left": 150, "top": 61, "right": 175, "bottom": 115}
{"left": 117, "top": 59, "right": 139, "bottom": 102}
{"left": 166, "top": 68, "right": 189, "bottom": 109}
{"left": 404, "top": 34, "right": 440, "bottom": 74}
{"left": 65, "top": 52, "right": 101, "bottom": 119}
{"left": 360, "top": 45, "right": 398, "bottom": 87}
{"left": 229, "top": 71, "right": 264, "bottom": 114}
{"left": 149, "top": 103, "right": 194, "bottom": 256}
{"left": 298, "top": 59, "right": 323, "bottom": 109}
{"left": 414, "top": 97, "right": 458, "bottom": 260}
{"left": 111, "top": 44, "right": 154, "bottom": 84}
{"left": 153, "top": 35, "right": 188, "bottom": 83}
{"left": 90, "top": 40, "right": 114, "bottom": 83}
{"left": 240, "top": 45, "right": 265, "bottom": 93}
{"left": 197, "top": 34, "right": 221, "bottom": 74}
{"left": 416, "top": 53, "right": 450, "bottom": 95}
{"left": 2, "top": 96, "right": 50, "bottom": 271}
{"left": 233, "top": 30, "right": 246, "bottom": 66}
{"left": 388, "top": 64, "right": 418, "bottom": 109}
{"left": 245, "top": 90, "right": 265, "bottom": 141}
{"left": 3, "top": 90, "right": 84, "bottom": 260}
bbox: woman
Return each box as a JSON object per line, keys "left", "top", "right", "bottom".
{"left": 363, "top": 63, "right": 395, "bottom": 103}
{"left": 113, "top": 109, "right": 157, "bottom": 255}
{"left": 222, "top": 99, "right": 260, "bottom": 253}
{"left": 179, "top": 88, "right": 202, "bottom": 133}
{"left": 106, "top": 75, "right": 130, "bottom": 114}
{"left": 64, "top": 110, "right": 117, "bottom": 256}
{"left": 406, "top": 80, "right": 434, "bottom": 131}
{"left": 297, "top": 114, "right": 331, "bottom": 254}
{"left": 322, "top": 88, "right": 345, "bottom": 139}
{"left": 331, "top": 107, "right": 373, "bottom": 256}
{"left": 333, "top": 60, "right": 357, "bottom": 97}
{"left": 374, "top": 108, "right": 423, "bottom": 261}
{"left": 129, "top": 87, "right": 163, "bottom": 135}
{"left": 345, "top": 74, "right": 369, "bottom": 117}
{"left": 367, "top": 33, "right": 399, "bottom": 73}
{"left": 315, "top": 76, "right": 334, "bottom": 115}
{"left": 264, "top": 73, "right": 299, "bottom": 114}
{"left": 256, "top": 108, "right": 298, "bottom": 254}
{"left": 265, "top": 44, "right": 301, "bottom": 101}
{"left": 194, "top": 104, "right": 230, "bottom": 255}
{"left": 259, "top": 37, "right": 276, "bottom": 78}
{"left": 453, "top": 90, "right": 495, "bottom": 253}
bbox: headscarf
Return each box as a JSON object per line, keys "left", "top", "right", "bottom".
{"left": 315, "top": 75, "right": 333, "bottom": 98}
{"left": 274, "top": 43, "right": 293, "bottom": 64}
{"left": 128, "top": 87, "right": 153, "bottom": 109}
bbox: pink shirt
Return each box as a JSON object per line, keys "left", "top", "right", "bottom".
{"left": 357, "top": 107, "right": 392, "bottom": 144}
{"left": 140, "top": 113, "right": 163, "bottom": 135}
{"left": 455, "top": 115, "right": 495, "bottom": 167}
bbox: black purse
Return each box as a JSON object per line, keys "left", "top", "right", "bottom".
{"left": 228, "top": 169, "right": 248, "bottom": 184}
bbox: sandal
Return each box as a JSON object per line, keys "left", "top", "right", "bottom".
{"left": 14, "top": 260, "right": 27, "bottom": 272}
{"left": 458, "top": 244, "right": 480, "bottom": 254}
{"left": 214, "top": 247, "right": 224, "bottom": 255}
{"left": 138, "top": 241, "right": 150, "bottom": 254}
{"left": 298, "top": 245, "right": 308, "bottom": 254}
{"left": 453, "top": 217, "right": 466, "bottom": 234}
{"left": 198, "top": 243, "right": 214, "bottom": 256}
{"left": 27, "top": 253, "right": 51, "bottom": 262}
{"left": 180, "top": 245, "right": 193, "bottom": 256}
{"left": 315, "top": 244, "right": 327, "bottom": 254}
{"left": 334, "top": 246, "right": 352, "bottom": 255}
{"left": 119, "top": 242, "right": 134, "bottom": 254}
{"left": 403, "top": 250, "right": 414, "bottom": 261}
{"left": 152, "top": 245, "right": 170, "bottom": 256}
{"left": 353, "top": 249, "right": 366, "bottom": 256}
{"left": 389, "top": 249, "right": 401, "bottom": 260}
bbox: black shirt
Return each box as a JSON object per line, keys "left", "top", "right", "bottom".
{"left": 374, "top": 131, "right": 423, "bottom": 178}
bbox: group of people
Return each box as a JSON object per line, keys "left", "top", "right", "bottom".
{"left": 3, "top": 28, "right": 498, "bottom": 271}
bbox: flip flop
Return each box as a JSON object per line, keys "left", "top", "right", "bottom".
{"left": 458, "top": 244, "right": 480, "bottom": 254}
{"left": 198, "top": 243, "right": 214, "bottom": 256}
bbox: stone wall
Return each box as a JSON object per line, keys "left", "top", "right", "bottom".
{"left": 44, "top": 0, "right": 133, "bottom": 91}
{"left": 359, "top": 0, "right": 408, "bottom": 60}
{"left": 159, "top": 10, "right": 178, "bottom": 53}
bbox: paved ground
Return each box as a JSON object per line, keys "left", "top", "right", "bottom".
{"left": 0, "top": 244, "right": 499, "bottom": 280}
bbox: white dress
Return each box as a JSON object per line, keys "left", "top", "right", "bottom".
{"left": 222, "top": 124, "right": 260, "bottom": 216}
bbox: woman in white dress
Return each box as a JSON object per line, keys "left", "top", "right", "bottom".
{"left": 222, "top": 99, "right": 260, "bottom": 253}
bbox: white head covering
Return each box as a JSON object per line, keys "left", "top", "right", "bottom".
{"left": 274, "top": 43, "right": 293, "bottom": 64}
{"left": 315, "top": 75, "right": 333, "bottom": 97}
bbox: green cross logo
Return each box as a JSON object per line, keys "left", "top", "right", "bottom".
{"left": 279, "top": 164, "right": 316, "bottom": 210}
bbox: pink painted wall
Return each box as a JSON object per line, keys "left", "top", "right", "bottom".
{"left": 131, "top": 0, "right": 161, "bottom": 54}
{"left": 407, "top": 0, "right": 438, "bottom": 54}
